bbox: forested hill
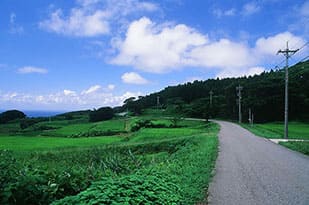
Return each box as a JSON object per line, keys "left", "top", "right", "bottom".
{"left": 129, "top": 60, "right": 309, "bottom": 123}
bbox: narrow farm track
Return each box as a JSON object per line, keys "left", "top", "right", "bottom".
{"left": 208, "top": 121, "right": 309, "bottom": 205}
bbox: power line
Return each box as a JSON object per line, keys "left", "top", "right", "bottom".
{"left": 299, "top": 55, "right": 309, "bottom": 62}
{"left": 298, "top": 41, "right": 309, "bottom": 51}
{"left": 270, "top": 41, "right": 308, "bottom": 70}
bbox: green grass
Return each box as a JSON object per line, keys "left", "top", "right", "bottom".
{"left": 279, "top": 141, "right": 309, "bottom": 156}
{"left": 0, "top": 135, "right": 122, "bottom": 151}
{"left": 242, "top": 122, "right": 309, "bottom": 140}
{"left": 52, "top": 122, "right": 219, "bottom": 205}
{"left": 41, "top": 119, "right": 127, "bottom": 137}
{"left": 130, "top": 127, "right": 203, "bottom": 142}
{"left": 0, "top": 116, "right": 219, "bottom": 205}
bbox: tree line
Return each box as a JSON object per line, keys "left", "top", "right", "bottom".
{"left": 124, "top": 60, "right": 309, "bottom": 123}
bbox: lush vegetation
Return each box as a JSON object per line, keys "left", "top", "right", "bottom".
{"left": 89, "top": 107, "right": 114, "bottom": 122}
{"left": 279, "top": 141, "right": 309, "bottom": 156}
{"left": 126, "top": 61, "right": 309, "bottom": 122}
{"left": 0, "top": 110, "right": 26, "bottom": 124}
{"left": 0, "top": 110, "right": 218, "bottom": 204}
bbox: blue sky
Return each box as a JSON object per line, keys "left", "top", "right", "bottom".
{"left": 0, "top": 0, "right": 308, "bottom": 111}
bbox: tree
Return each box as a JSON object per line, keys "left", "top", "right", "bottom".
{"left": 0, "top": 110, "right": 26, "bottom": 124}
{"left": 123, "top": 97, "right": 142, "bottom": 115}
{"left": 123, "top": 60, "right": 309, "bottom": 122}
{"left": 89, "top": 107, "right": 114, "bottom": 122}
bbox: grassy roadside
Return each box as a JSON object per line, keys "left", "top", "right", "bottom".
{"left": 241, "top": 122, "right": 309, "bottom": 156}
{"left": 241, "top": 122, "right": 309, "bottom": 140}
{"left": 279, "top": 141, "right": 309, "bottom": 156}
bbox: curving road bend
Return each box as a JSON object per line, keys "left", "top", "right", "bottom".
{"left": 208, "top": 120, "right": 309, "bottom": 205}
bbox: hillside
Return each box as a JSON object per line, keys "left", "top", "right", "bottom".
{"left": 130, "top": 60, "right": 309, "bottom": 122}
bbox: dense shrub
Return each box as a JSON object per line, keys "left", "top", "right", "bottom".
{"left": 52, "top": 172, "right": 181, "bottom": 205}
{"left": 89, "top": 107, "right": 114, "bottom": 122}
{"left": 130, "top": 120, "right": 171, "bottom": 132}
{"left": 0, "top": 110, "right": 26, "bottom": 124}
{"left": 68, "top": 130, "right": 124, "bottom": 138}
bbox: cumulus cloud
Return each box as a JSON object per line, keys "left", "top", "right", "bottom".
{"left": 254, "top": 32, "right": 306, "bottom": 57}
{"left": 0, "top": 86, "right": 142, "bottom": 110}
{"left": 121, "top": 72, "right": 148, "bottom": 84}
{"left": 111, "top": 17, "right": 207, "bottom": 73}
{"left": 189, "top": 39, "right": 255, "bottom": 68}
{"left": 39, "top": 0, "right": 158, "bottom": 37}
{"left": 17, "top": 66, "right": 48, "bottom": 74}
{"left": 111, "top": 17, "right": 306, "bottom": 78}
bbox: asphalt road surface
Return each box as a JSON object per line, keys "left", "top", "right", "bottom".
{"left": 208, "top": 121, "right": 309, "bottom": 205}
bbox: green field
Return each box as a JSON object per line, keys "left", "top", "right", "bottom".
{"left": 0, "top": 136, "right": 122, "bottom": 151}
{"left": 242, "top": 122, "right": 309, "bottom": 140}
{"left": 0, "top": 112, "right": 219, "bottom": 205}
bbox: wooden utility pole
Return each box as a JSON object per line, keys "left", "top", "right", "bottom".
{"left": 156, "top": 96, "right": 160, "bottom": 109}
{"left": 277, "top": 42, "right": 299, "bottom": 139}
{"left": 209, "top": 90, "right": 213, "bottom": 107}
{"left": 236, "top": 85, "right": 243, "bottom": 123}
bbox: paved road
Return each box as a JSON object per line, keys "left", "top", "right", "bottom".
{"left": 208, "top": 121, "right": 309, "bottom": 205}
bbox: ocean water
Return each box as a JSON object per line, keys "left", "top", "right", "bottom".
{"left": 23, "top": 111, "right": 65, "bottom": 117}
{"left": 0, "top": 110, "right": 65, "bottom": 118}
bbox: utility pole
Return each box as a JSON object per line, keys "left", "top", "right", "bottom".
{"left": 236, "top": 85, "right": 243, "bottom": 123}
{"left": 277, "top": 42, "right": 299, "bottom": 139}
{"left": 248, "top": 108, "right": 251, "bottom": 124}
{"left": 156, "top": 96, "right": 160, "bottom": 109}
{"left": 209, "top": 90, "right": 213, "bottom": 107}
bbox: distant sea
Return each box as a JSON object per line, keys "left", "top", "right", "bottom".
{"left": 0, "top": 110, "right": 66, "bottom": 118}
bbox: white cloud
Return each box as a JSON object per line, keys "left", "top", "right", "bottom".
{"left": 9, "top": 13, "right": 24, "bottom": 34}
{"left": 111, "top": 17, "right": 207, "bottom": 73}
{"left": 255, "top": 32, "right": 305, "bottom": 56}
{"left": 39, "top": 0, "right": 158, "bottom": 37}
{"left": 121, "top": 72, "right": 148, "bottom": 84}
{"left": 216, "top": 66, "right": 265, "bottom": 79}
{"left": 0, "top": 86, "right": 142, "bottom": 110}
{"left": 242, "top": 2, "right": 260, "bottom": 16}
{"left": 213, "top": 8, "right": 236, "bottom": 18}
{"left": 82, "top": 85, "right": 101, "bottom": 94}
{"left": 17, "top": 66, "right": 48, "bottom": 74}
{"left": 189, "top": 39, "right": 255, "bottom": 68}
{"left": 63, "top": 89, "right": 76, "bottom": 96}
{"left": 39, "top": 8, "right": 110, "bottom": 37}
{"left": 111, "top": 17, "right": 306, "bottom": 78}
{"left": 185, "top": 76, "right": 203, "bottom": 83}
